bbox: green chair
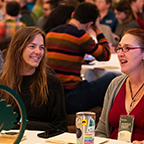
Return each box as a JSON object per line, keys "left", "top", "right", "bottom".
{"left": 0, "top": 85, "right": 27, "bottom": 144}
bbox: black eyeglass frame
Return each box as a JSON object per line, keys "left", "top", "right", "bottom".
{"left": 115, "top": 46, "right": 144, "bottom": 53}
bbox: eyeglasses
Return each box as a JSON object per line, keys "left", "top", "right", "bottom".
{"left": 115, "top": 45, "right": 144, "bottom": 53}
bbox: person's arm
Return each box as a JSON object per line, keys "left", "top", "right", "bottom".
{"left": 46, "top": 75, "right": 67, "bottom": 131}
{"left": 95, "top": 75, "right": 128, "bottom": 138}
{"left": 92, "top": 17, "right": 102, "bottom": 36}
{"left": 14, "top": 119, "right": 60, "bottom": 131}
{"left": 95, "top": 80, "right": 114, "bottom": 138}
{"left": 26, "top": 121, "right": 57, "bottom": 130}
{"left": 83, "top": 18, "right": 111, "bottom": 62}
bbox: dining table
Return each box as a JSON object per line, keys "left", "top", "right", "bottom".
{"left": 81, "top": 54, "right": 122, "bottom": 82}
{"left": 0, "top": 130, "right": 132, "bottom": 144}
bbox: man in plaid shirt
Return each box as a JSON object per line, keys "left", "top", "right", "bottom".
{"left": 0, "top": 1, "right": 26, "bottom": 39}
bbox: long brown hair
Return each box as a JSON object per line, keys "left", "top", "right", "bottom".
{"left": 0, "top": 26, "right": 48, "bottom": 106}
{"left": 114, "top": 0, "right": 135, "bottom": 23}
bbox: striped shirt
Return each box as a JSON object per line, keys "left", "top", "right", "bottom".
{"left": 46, "top": 24, "right": 110, "bottom": 90}
{"left": 0, "top": 19, "right": 26, "bottom": 39}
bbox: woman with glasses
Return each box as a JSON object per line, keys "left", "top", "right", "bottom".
{"left": 0, "top": 27, "right": 67, "bottom": 131}
{"left": 95, "top": 28, "right": 144, "bottom": 143}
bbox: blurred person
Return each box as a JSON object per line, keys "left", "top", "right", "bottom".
{"left": 0, "top": 0, "right": 4, "bottom": 21}
{"left": 0, "top": 26, "right": 67, "bottom": 131}
{"left": 43, "top": 5, "right": 75, "bottom": 33}
{"left": 1, "top": 0, "right": 11, "bottom": 11}
{"left": 95, "top": 28, "right": 144, "bottom": 142}
{"left": 95, "top": 0, "right": 118, "bottom": 32}
{"left": 46, "top": 2, "right": 117, "bottom": 114}
{"left": 114, "top": 0, "right": 139, "bottom": 39}
{"left": 88, "top": 0, "right": 117, "bottom": 46}
{"left": 27, "top": 0, "right": 35, "bottom": 11}
{"left": 0, "top": 1, "right": 26, "bottom": 39}
{"left": 37, "top": 0, "right": 58, "bottom": 29}
{"left": 0, "top": 0, "right": 12, "bottom": 21}
{"left": 17, "top": 0, "right": 35, "bottom": 26}
{"left": 129, "top": 0, "right": 144, "bottom": 29}
{"left": 32, "top": 0, "right": 43, "bottom": 22}
{"left": 32, "top": 0, "right": 61, "bottom": 23}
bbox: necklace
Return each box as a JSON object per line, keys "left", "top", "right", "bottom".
{"left": 128, "top": 81, "right": 144, "bottom": 115}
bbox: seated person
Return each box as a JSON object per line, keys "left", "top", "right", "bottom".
{"left": 42, "top": 5, "right": 75, "bottom": 33}
{"left": 32, "top": 0, "right": 61, "bottom": 23}
{"left": 27, "top": 0, "right": 35, "bottom": 11}
{"left": 0, "top": 26, "right": 67, "bottom": 131}
{"left": 37, "top": 1, "right": 58, "bottom": 29}
{"left": 19, "top": 0, "right": 35, "bottom": 26}
{"left": 32, "top": 0, "right": 43, "bottom": 23}
{"left": 114, "top": 0, "right": 139, "bottom": 39}
{"left": 129, "top": 0, "right": 144, "bottom": 29}
{"left": 95, "top": 0, "right": 118, "bottom": 32}
{"left": 0, "top": 1, "right": 26, "bottom": 39}
{"left": 46, "top": 2, "right": 117, "bottom": 114}
{"left": 95, "top": 28, "right": 144, "bottom": 143}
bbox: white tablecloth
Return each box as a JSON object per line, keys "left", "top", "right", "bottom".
{"left": 1, "top": 130, "right": 131, "bottom": 144}
{"left": 81, "top": 54, "right": 122, "bottom": 82}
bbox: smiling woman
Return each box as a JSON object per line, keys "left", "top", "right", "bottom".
{"left": 95, "top": 28, "right": 144, "bottom": 143}
{"left": 0, "top": 27, "right": 67, "bottom": 131}
{"left": 22, "top": 34, "right": 45, "bottom": 75}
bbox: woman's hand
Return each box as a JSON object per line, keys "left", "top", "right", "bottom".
{"left": 132, "top": 140, "right": 144, "bottom": 144}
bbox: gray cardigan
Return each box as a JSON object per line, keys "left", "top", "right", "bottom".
{"left": 95, "top": 74, "right": 128, "bottom": 138}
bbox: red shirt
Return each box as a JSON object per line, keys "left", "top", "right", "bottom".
{"left": 109, "top": 80, "right": 144, "bottom": 141}
{"left": 136, "top": 12, "right": 144, "bottom": 29}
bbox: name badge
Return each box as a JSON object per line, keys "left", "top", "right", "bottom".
{"left": 105, "top": 20, "right": 112, "bottom": 24}
{"left": 117, "top": 115, "right": 134, "bottom": 142}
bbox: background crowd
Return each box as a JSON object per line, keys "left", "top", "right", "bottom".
{"left": 0, "top": 0, "right": 144, "bottom": 42}
{"left": 0, "top": 0, "right": 144, "bottom": 143}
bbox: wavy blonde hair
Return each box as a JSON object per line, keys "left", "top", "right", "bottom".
{"left": 0, "top": 26, "right": 48, "bottom": 106}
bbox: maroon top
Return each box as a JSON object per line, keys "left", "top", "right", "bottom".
{"left": 136, "top": 12, "right": 144, "bottom": 29}
{"left": 109, "top": 80, "right": 144, "bottom": 141}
